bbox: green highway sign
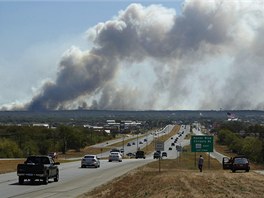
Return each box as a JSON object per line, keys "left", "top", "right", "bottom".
{"left": 191, "top": 135, "right": 214, "bottom": 152}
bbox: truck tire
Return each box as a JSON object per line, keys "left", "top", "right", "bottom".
{"left": 18, "top": 176, "right": 24, "bottom": 185}
{"left": 43, "top": 176, "right": 49, "bottom": 185}
{"left": 54, "top": 172, "right": 59, "bottom": 182}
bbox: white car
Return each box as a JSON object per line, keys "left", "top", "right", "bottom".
{"left": 81, "top": 155, "right": 100, "bottom": 168}
{"left": 108, "top": 152, "right": 122, "bottom": 162}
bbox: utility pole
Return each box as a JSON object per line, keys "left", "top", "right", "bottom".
{"left": 122, "top": 133, "right": 125, "bottom": 154}
{"left": 137, "top": 133, "right": 139, "bottom": 150}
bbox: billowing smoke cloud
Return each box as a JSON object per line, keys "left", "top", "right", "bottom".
{"left": 8, "top": 0, "right": 264, "bottom": 110}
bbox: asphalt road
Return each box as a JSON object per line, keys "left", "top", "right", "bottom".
{"left": 94, "top": 125, "right": 175, "bottom": 159}
{"left": 0, "top": 124, "right": 187, "bottom": 198}
{"left": 0, "top": 158, "right": 153, "bottom": 198}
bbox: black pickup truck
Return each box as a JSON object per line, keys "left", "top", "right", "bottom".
{"left": 17, "top": 155, "right": 60, "bottom": 185}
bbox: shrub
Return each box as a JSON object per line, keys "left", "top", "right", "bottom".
{"left": 0, "top": 138, "right": 23, "bottom": 158}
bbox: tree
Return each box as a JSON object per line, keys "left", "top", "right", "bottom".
{"left": 242, "top": 137, "right": 262, "bottom": 163}
{"left": 0, "top": 138, "right": 23, "bottom": 158}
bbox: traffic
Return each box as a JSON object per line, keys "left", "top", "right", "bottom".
{"left": 0, "top": 124, "right": 204, "bottom": 198}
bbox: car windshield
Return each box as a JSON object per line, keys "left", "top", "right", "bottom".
{"left": 111, "top": 149, "right": 120, "bottom": 152}
{"left": 84, "top": 156, "right": 95, "bottom": 159}
{"left": 234, "top": 158, "right": 248, "bottom": 164}
{"left": 26, "top": 157, "right": 50, "bottom": 164}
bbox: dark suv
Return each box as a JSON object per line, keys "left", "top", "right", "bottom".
{"left": 222, "top": 156, "right": 250, "bottom": 172}
{"left": 153, "top": 151, "right": 161, "bottom": 159}
{"left": 135, "top": 150, "right": 146, "bottom": 159}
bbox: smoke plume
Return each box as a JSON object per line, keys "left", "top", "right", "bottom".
{"left": 10, "top": 0, "right": 264, "bottom": 110}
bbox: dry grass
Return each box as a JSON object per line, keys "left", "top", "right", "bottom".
{"left": 81, "top": 168, "right": 264, "bottom": 198}
{"left": 0, "top": 160, "right": 25, "bottom": 174}
{"left": 80, "top": 149, "right": 264, "bottom": 198}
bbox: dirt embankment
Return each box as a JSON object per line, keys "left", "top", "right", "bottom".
{"left": 80, "top": 165, "right": 264, "bottom": 198}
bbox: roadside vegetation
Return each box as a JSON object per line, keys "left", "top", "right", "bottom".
{"left": 0, "top": 125, "right": 114, "bottom": 158}
{"left": 213, "top": 122, "right": 264, "bottom": 163}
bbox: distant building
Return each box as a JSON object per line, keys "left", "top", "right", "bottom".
{"left": 32, "top": 123, "right": 49, "bottom": 128}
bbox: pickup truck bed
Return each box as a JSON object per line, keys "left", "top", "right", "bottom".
{"left": 17, "top": 155, "right": 60, "bottom": 185}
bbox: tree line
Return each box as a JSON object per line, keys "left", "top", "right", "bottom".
{"left": 0, "top": 125, "right": 114, "bottom": 158}
{"left": 216, "top": 122, "right": 264, "bottom": 163}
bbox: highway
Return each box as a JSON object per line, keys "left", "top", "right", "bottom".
{"left": 0, "top": 125, "right": 189, "bottom": 198}
{"left": 92, "top": 125, "right": 175, "bottom": 159}
{"left": 0, "top": 158, "right": 153, "bottom": 198}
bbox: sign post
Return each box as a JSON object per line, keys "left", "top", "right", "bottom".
{"left": 155, "top": 141, "right": 164, "bottom": 173}
{"left": 191, "top": 135, "right": 214, "bottom": 169}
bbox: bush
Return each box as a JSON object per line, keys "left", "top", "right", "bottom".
{"left": 0, "top": 138, "right": 23, "bottom": 158}
{"left": 242, "top": 137, "right": 262, "bottom": 163}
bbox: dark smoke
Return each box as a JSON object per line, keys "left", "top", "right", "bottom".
{"left": 6, "top": 0, "right": 264, "bottom": 110}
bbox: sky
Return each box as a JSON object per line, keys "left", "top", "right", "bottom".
{"left": 1, "top": 0, "right": 264, "bottom": 111}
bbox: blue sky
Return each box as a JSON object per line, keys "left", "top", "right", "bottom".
{"left": 1, "top": 1, "right": 181, "bottom": 55}
{"left": 0, "top": 1, "right": 182, "bottom": 110}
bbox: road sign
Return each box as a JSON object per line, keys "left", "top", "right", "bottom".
{"left": 191, "top": 135, "right": 214, "bottom": 152}
{"left": 155, "top": 141, "right": 164, "bottom": 151}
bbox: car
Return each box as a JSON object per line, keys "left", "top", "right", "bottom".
{"left": 139, "top": 141, "right": 143, "bottom": 144}
{"left": 81, "top": 155, "right": 100, "bottom": 168}
{"left": 176, "top": 145, "right": 182, "bottom": 151}
{"left": 162, "top": 152, "right": 167, "bottom": 157}
{"left": 120, "top": 148, "right": 124, "bottom": 154}
{"left": 171, "top": 143, "right": 175, "bottom": 146}
{"left": 144, "top": 138, "right": 147, "bottom": 142}
{"left": 109, "top": 152, "right": 122, "bottom": 162}
{"left": 127, "top": 142, "right": 131, "bottom": 146}
{"left": 222, "top": 156, "right": 250, "bottom": 172}
{"left": 135, "top": 150, "right": 146, "bottom": 159}
{"left": 168, "top": 147, "right": 172, "bottom": 150}
{"left": 17, "top": 155, "right": 60, "bottom": 185}
{"left": 132, "top": 142, "right": 136, "bottom": 145}
{"left": 231, "top": 157, "right": 250, "bottom": 172}
{"left": 153, "top": 151, "right": 161, "bottom": 159}
{"left": 110, "top": 148, "right": 121, "bottom": 153}
{"left": 126, "top": 152, "right": 136, "bottom": 158}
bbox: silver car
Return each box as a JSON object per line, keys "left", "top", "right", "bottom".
{"left": 108, "top": 152, "right": 122, "bottom": 162}
{"left": 81, "top": 155, "right": 100, "bottom": 168}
